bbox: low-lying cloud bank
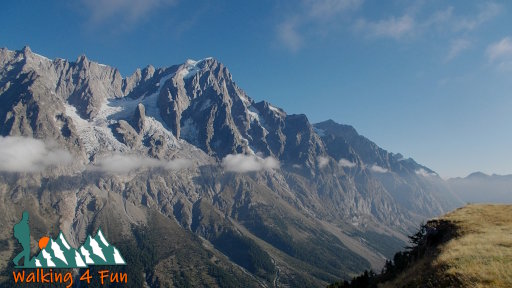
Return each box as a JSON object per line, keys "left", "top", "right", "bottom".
{"left": 222, "top": 154, "right": 280, "bottom": 173}
{"left": 92, "top": 154, "right": 192, "bottom": 174}
{"left": 0, "top": 136, "right": 72, "bottom": 172}
{"left": 415, "top": 168, "right": 437, "bottom": 177}
{"left": 338, "top": 158, "right": 357, "bottom": 168}
{"left": 370, "top": 164, "right": 388, "bottom": 173}
{"left": 317, "top": 156, "right": 329, "bottom": 168}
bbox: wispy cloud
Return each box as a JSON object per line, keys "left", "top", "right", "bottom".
{"left": 353, "top": 1, "right": 502, "bottom": 65}
{"left": 222, "top": 154, "right": 280, "bottom": 173}
{"left": 92, "top": 154, "right": 192, "bottom": 174}
{"left": 338, "top": 158, "right": 357, "bottom": 168}
{"left": 415, "top": 168, "right": 437, "bottom": 177}
{"left": 276, "top": 1, "right": 502, "bottom": 57}
{"left": 370, "top": 164, "right": 388, "bottom": 173}
{"left": 81, "top": 0, "right": 178, "bottom": 27}
{"left": 486, "top": 36, "right": 512, "bottom": 71}
{"left": 422, "top": 3, "right": 500, "bottom": 32}
{"left": 446, "top": 38, "right": 471, "bottom": 61}
{"left": 453, "top": 2, "right": 501, "bottom": 32}
{"left": 317, "top": 156, "right": 329, "bottom": 169}
{"left": 306, "top": 0, "right": 363, "bottom": 19}
{"left": 422, "top": 6, "right": 454, "bottom": 28}
{"left": 356, "top": 15, "right": 415, "bottom": 39}
{"left": 277, "top": 18, "right": 303, "bottom": 52}
{"left": 486, "top": 37, "right": 512, "bottom": 62}
{"left": 276, "top": 0, "right": 363, "bottom": 51}
{"left": 0, "top": 137, "right": 72, "bottom": 172}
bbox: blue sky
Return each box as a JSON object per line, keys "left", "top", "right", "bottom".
{"left": 1, "top": 0, "right": 511, "bottom": 178}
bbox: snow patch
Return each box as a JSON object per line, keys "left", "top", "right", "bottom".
{"left": 64, "top": 104, "right": 126, "bottom": 156}
{"left": 239, "top": 94, "right": 251, "bottom": 106}
{"left": 64, "top": 71, "right": 178, "bottom": 158}
{"left": 179, "top": 57, "right": 213, "bottom": 79}
{"left": 247, "top": 106, "right": 260, "bottom": 122}
{"left": 268, "top": 104, "right": 283, "bottom": 115}
{"left": 33, "top": 52, "right": 50, "bottom": 62}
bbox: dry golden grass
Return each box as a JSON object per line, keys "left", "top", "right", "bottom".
{"left": 380, "top": 204, "right": 512, "bottom": 288}
{"left": 433, "top": 204, "right": 512, "bottom": 288}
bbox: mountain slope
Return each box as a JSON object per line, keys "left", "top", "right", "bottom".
{"left": 332, "top": 204, "right": 512, "bottom": 288}
{"left": 314, "top": 120, "right": 462, "bottom": 219}
{"left": 0, "top": 47, "right": 463, "bottom": 287}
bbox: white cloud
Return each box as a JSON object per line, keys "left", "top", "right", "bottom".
{"left": 306, "top": 0, "right": 363, "bottom": 19}
{"left": 422, "top": 7, "right": 454, "bottom": 28}
{"left": 338, "top": 158, "right": 357, "bottom": 168}
{"left": 93, "top": 154, "right": 192, "bottom": 174}
{"left": 0, "top": 136, "right": 72, "bottom": 172}
{"left": 446, "top": 38, "right": 471, "bottom": 61}
{"left": 356, "top": 15, "right": 415, "bottom": 39}
{"left": 222, "top": 154, "right": 280, "bottom": 173}
{"left": 354, "top": 2, "right": 501, "bottom": 53}
{"left": 415, "top": 168, "right": 437, "bottom": 177}
{"left": 317, "top": 156, "right": 329, "bottom": 169}
{"left": 370, "top": 164, "right": 388, "bottom": 173}
{"left": 276, "top": 0, "right": 362, "bottom": 51}
{"left": 423, "top": 3, "right": 500, "bottom": 32}
{"left": 82, "top": 0, "right": 177, "bottom": 26}
{"left": 486, "top": 37, "right": 512, "bottom": 71}
{"left": 495, "top": 61, "right": 512, "bottom": 71}
{"left": 277, "top": 18, "right": 303, "bottom": 52}
{"left": 486, "top": 37, "right": 512, "bottom": 62}
{"left": 453, "top": 2, "right": 501, "bottom": 32}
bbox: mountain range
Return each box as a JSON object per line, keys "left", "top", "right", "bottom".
{"left": 448, "top": 172, "right": 512, "bottom": 204}
{"left": 0, "top": 46, "right": 465, "bottom": 287}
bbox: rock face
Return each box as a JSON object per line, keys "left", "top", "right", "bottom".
{"left": 314, "top": 120, "right": 462, "bottom": 218}
{"left": 0, "top": 47, "right": 463, "bottom": 287}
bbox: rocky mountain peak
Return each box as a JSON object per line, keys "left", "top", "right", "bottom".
{"left": 22, "top": 45, "right": 32, "bottom": 55}
{"left": 0, "top": 47, "right": 467, "bottom": 286}
{"left": 132, "top": 103, "right": 146, "bottom": 133}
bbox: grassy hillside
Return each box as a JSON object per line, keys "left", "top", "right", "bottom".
{"left": 330, "top": 204, "right": 512, "bottom": 288}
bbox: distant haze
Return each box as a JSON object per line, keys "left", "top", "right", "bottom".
{"left": 448, "top": 172, "right": 512, "bottom": 204}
